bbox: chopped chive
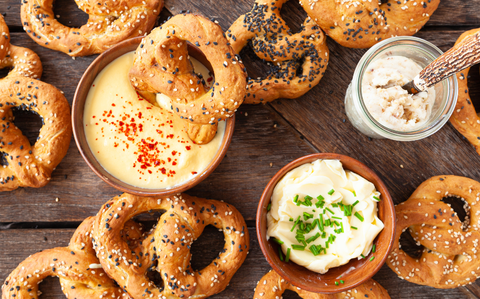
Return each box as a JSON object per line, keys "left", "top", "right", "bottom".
{"left": 361, "top": 254, "right": 366, "bottom": 259}
{"left": 332, "top": 216, "right": 342, "bottom": 220}
{"left": 340, "top": 222, "right": 344, "bottom": 233}
{"left": 289, "top": 217, "right": 294, "bottom": 222}
{"left": 352, "top": 200, "right": 359, "bottom": 207}
{"left": 332, "top": 203, "right": 338, "bottom": 208}
{"left": 292, "top": 244, "right": 305, "bottom": 251}
{"left": 309, "top": 244, "right": 321, "bottom": 256}
{"left": 354, "top": 212, "right": 364, "bottom": 222}
{"left": 351, "top": 226, "right": 358, "bottom": 230}
{"left": 285, "top": 248, "right": 291, "bottom": 262}
{"left": 352, "top": 190, "right": 356, "bottom": 197}
{"left": 373, "top": 196, "right": 381, "bottom": 201}
{"left": 304, "top": 195, "right": 313, "bottom": 201}
{"left": 340, "top": 280, "right": 344, "bottom": 284}
{"left": 303, "top": 212, "right": 314, "bottom": 220}
{"left": 319, "top": 214, "right": 324, "bottom": 231}
{"left": 267, "top": 203, "right": 271, "bottom": 211}
{"left": 306, "top": 232, "right": 321, "bottom": 244}
{"left": 293, "top": 194, "right": 299, "bottom": 202}
{"left": 372, "top": 244, "right": 376, "bottom": 253}
{"left": 317, "top": 195, "right": 325, "bottom": 201}
{"left": 335, "top": 281, "right": 339, "bottom": 286}
{"left": 328, "top": 189, "right": 335, "bottom": 195}
{"left": 291, "top": 216, "right": 301, "bottom": 232}
{"left": 273, "top": 238, "right": 284, "bottom": 245}
{"left": 278, "top": 247, "right": 284, "bottom": 261}
{"left": 369, "top": 256, "right": 375, "bottom": 261}
{"left": 325, "top": 207, "right": 335, "bottom": 215}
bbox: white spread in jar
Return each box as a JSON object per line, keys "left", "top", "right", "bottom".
{"left": 83, "top": 52, "right": 225, "bottom": 189}
{"left": 362, "top": 56, "right": 435, "bottom": 131}
{"left": 267, "top": 159, "right": 384, "bottom": 274}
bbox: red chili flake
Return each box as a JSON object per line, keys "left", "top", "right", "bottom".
{"left": 92, "top": 116, "right": 96, "bottom": 118}
{"left": 207, "top": 77, "right": 213, "bottom": 82}
{"left": 192, "top": 171, "right": 197, "bottom": 175}
{"left": 112, "top": 103, "right": 116, "bottom": 107}
{"left": 138, "top": 112, "right": 142, "bottom": 119}
{"left": 172, "top": 151, "right": 177, "bottom": 156}
{"left": 186, "top": 146, "right": 191, "bottom": 150}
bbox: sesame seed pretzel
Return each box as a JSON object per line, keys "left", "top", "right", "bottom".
{"left": 226, "top": 0, "right": 329, "bottom": 104}
{"left": 0, "top": 15, "right": 42, "bottom": 80}
{"left": 130, "top": 31, "right": 218, "bottom": 144}
{"left": 1, "top": 216, "right": 143, "bottom": 299}
{"left": 20, "top": 0, "right": 163, "bottom": 57}
{"left": 449, "top": 29, "right": 480, "bottom": 155}
{"left": 387, "top": 175, "right": 480, "bottom": 288}
{"left": 300, "top": 0, "right": 440, "bottom": 48}
{"left": 0, "top": 77, "right": 72, "bottom": 191}
{"left": 253, "top": 270, "right": 390, "bottom": 299}
{"left": 92, "top": 193, "right": 250, "bottom": 299}
{"left": 129, "top": 14, "right": 247, "bottom": 128}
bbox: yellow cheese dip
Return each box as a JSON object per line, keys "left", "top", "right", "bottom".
{"left": 267, "top": 159, "right": 384, "bottom": 274}
{"left": 83, "top": 52, "right": 225, "bottom": 189}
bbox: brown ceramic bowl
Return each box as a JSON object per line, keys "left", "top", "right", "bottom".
{"left": 257, "top": 153, "right": 395, "bottom": 294}
{"left": 72, "top": 36, "right": 234, "bottom": 196}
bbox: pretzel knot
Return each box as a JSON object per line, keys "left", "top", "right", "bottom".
{"left": 253, "top": 270, "right": 390, "bottom": 299}
{"left": 387, "top": 175, "right": 480, "bottom": 288}
{"left": 129, "top": 14, "right": 246, "bottom": 139}
{"left": 92, "top": 193, "right": 250, "bottom": 299}
{"left": 0, "top": 15, "right": 42, "bottom": 80}
{"left": 449, "top": 28, "right": 480, "bottom": 156}
{"left": 300, "top": 0, "right": 440, "bottom": 48}
{"left": 1, "top": 217, "right": 143, "bottom": 299}
{"left": 20, "top": 0, "right": 163, "bottom": 57}
{"left": 226, "top": 0, "right": 329, "bottom": 104}
{"left": 0, "top": 77, "right": 72, "bottom": 191}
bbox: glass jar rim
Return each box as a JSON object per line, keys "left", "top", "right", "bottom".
{"left": 350, "top": 36, "right": 458, "bottom": 141}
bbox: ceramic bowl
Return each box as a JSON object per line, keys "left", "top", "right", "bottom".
{"left": 256, "top": 153, "right": 395, "bottom": 294}
{"left": 72, "top": 36, "right": 234, "bottom": 196}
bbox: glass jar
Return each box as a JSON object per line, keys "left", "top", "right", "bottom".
{"left": 344, "top": 36, "right": 458, "bottom": 141}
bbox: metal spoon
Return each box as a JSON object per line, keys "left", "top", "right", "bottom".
{"left": 402, "top": 31, "right": 480, "bottom": 94}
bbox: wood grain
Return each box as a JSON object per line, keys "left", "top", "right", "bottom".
{"left": 0, "top": 227, "right": 471, "bottom": 299}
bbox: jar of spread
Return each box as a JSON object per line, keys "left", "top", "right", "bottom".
{"left": 344, "top": 36, "right": 458, "bottom": 141}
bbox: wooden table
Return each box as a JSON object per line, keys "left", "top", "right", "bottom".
{"left": 1, "top": 0, "right": 480, "bottom": 298}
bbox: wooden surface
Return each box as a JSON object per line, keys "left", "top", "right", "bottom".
{"left": 1, "top": 0, "right": 480, "bottom": 298}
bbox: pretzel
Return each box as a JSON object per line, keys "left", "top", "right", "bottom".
{"left": 92, "top": 193, "right": 250, "bottom": 299}
{"left": 387, "top": 175, "right": 480, "bottom": 288}
{"left": 0, "top": 15, "right": 42, "bottom": 80}
{"left": 226, "top": 0, "right": 329, "bottom": 104}
{"left": 1, "top": 216, "right": 143, "bottom": 299}
{"left": 300, "top": 0, "right": 440, "bottom": 48}
{"left": 20, "top": 0, "right": 163, "bottom": 57}
{"left": 449, "top": 29, "right": 480, "bottom": 155}
{"left": 129, "top": 14, "right": 246, "bottom": 138}
{"left": 0, "top": 77, "right": 72, "bottom": 191}
{"left": 253, "top": 270, "right": 390, "bottom": 299}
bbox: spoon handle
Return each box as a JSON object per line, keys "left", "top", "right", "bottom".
{"left": 418, "top": 31, "right": 480, "bottom": 89}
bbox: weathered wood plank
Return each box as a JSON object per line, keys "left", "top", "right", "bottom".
{"left": 1, "top": 0, "right": 479, "bottom": 33}
{"left": 0, "top": 227, "right": 471, "bottom": 299}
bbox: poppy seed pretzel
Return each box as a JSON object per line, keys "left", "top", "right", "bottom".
{"left": 387, "top": 175, "right": 480, "bottom": 288}
{"left": 20, "top": 0, "right": 163, "bottom": 57}
{"left": 226, "top": 0, "right": 329, "bottom": 104}
{"left": 300, "top": 0, "right": 440, "bottom": 48}
{"left": 92, "top": 193, "right": 250, "bottom": 299}
{"left": 1, "top": 216, "right": 143, "bottom": 299}
{"left": 129, "top": 14, "right": 247, "bottom": 126}
{"left": 253, "top": 270, "right": 391, "bottom": 299}
{"left": 0, "top": 77, "right": 72, "bottom": 191}
{"left": 449, "top": 28, "right": 480, "bottom": 155}
{"left": 0, "top": 15, "right": 42, "bottom": 80}
{"left": 131, "top": 33, "right": 218, "bottom": 144}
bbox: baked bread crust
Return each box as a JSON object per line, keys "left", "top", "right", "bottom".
{"left": 387, "top": 175, "right": 480, "bottom": 288}
{"left": 0, "top": 77, "right": 72, "bottom": 191}
{"left": 449, "top": 28, "right": 480, "bottom": 155}
{"left": 1, "top": 217, "right": 138, "bottom": 299}
{"left": 20, "top": 0, "right": 163, "bottom": 56}
{"left": 93, "top": 192, "right": 250, "bottom": 299}
{"left": 0, "top": 15, "right": 42, "bottom": 80}
{"left": 129, "top": 14, "right": 246, "bottom": 127}
{"left": 227, "top": 0, "right": 329, "bottom": 104}
{"left": 300, "top": 0, "right": 440, "bottom": 48}
{"left": 253, "top": 270, "right": 390, "bottom": 298}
